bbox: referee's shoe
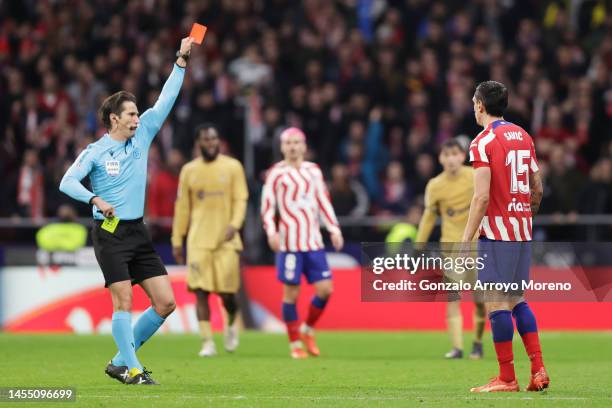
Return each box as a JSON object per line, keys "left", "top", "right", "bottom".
{"left": 105, "top": 361, "right": 129, "bottom": 384}
{"left": 125, "top": 367, "right": 158, "bottom": 385}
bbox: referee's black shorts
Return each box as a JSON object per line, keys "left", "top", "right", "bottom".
{"left": 91, "top": 218, "right": 167, "bottom": 287}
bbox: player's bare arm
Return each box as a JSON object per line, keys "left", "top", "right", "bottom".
{"left": 330, "top": 230, "right": 344, "bottom": 252}
{"left": 267, "top": 233, "right": 280, "bottom": 252}
{"left": 529, "top": 171, "right": 544, "bottom": 216}
{"left": 172, "top": 247, "right": 185, "bottom": 265}
{"left": 461, "top": 167, "right": 491, "bottom": 242}
{"left": 415, "top": 182, "right": 438, "bottom": 244}
{"left": 224, "top": 225, "right": 238, "bottom": 241}
{"left": 171, "top": 165, "right": 191, "bottom": 266}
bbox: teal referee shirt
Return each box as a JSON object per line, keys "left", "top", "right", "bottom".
{"left": 60, "top": 64, "right": 185, "bottom": 220}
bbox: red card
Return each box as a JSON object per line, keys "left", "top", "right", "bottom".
{"left": 189, "top": 23, "right": 207, "bottom": 45}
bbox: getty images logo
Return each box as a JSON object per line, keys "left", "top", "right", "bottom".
{"left": 507, "top": 198, "right": 531, "bottom": 212}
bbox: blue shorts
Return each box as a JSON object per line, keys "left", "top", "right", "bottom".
{"left": 276, "top": 250, "right": 332, "bottom": 285}
{"left": 477, "top": 237, "right": 531, "bottom": 287}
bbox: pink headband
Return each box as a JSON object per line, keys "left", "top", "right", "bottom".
{"left": 280, "top": 127, "right": 306, "bottom": 142}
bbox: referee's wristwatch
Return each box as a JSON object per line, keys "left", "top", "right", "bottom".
{"left": 176, "top": 50, "right": 190, "bottom": 62}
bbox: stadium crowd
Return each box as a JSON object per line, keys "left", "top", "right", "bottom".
{"left": 0, "top": 0, "right": 610, "bottom": 240}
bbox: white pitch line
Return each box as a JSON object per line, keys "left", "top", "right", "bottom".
{"left": 80, "top": 395, "right": 599, "bottom": 401}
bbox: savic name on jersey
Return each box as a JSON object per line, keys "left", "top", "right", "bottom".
{"left": 469, "top": 120, "right": 539, "bottom": 241}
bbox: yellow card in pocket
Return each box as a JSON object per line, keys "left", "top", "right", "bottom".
{"left": 101, "top": 217, "right": 120, "bottom": 234}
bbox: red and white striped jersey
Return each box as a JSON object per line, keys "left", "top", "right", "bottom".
{"left": 469, "top": 120, "right": 539, "bottom": 241}
{"left": 261, "top": 161, "right": 340, "bottom": 252}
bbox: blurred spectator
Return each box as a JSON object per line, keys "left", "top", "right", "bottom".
{"left": 381, "top": 161, "right": 410, "bottom": 215}
{"left": 147, "top": 149, "right": 186, "bottom": 220}
{"left": 229, "top": 45, "right": 272, "bottom": 88}
{"left": 579, "top": 158, "right": 612, "bottom": 215}
{"left": 545, "top": 144, "right": 585, "bottom": 215}
{"left": 66, "top": 62, "right": 106, "bottom": 131}
{"left": 361, "top": 107, "right": 389, "bottom": 200}
{"left": 17, "top": 149, "right": 44, "bottom": 219}
{"left": 536, "top": 105, "right": 575, "bottom": 158}
{"left": 412, "top": 153, "right": 436, "bottom": 197}
{"left": 328, "top": 163, "right": 369, "bottom": 217}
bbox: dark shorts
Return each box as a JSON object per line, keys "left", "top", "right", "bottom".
{"left": 91, "top": 219, "right": 167, "bottom": 287}
{"left": 477, "top": 237, "right": 531, "bottom": 296}
{"left": 276, "top": 250, "right": 332, "bottom": 285}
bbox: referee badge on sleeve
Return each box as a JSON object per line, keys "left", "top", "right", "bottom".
{"left": 105, "top": 160, "right": 120, "bottom": 177}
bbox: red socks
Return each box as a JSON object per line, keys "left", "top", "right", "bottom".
{"left": 521, "top": 331, "right": 544, "bottom": 374}
{"left": 494, "top": 341, "right": 516, "bottom": 382}
{"left": 286, "top": 321, "right": 300, "bottom": 342}
{"left": 306, "top": 295, "right": 328, "bottom": 327}
{"left": 305, "top": 304, "right": 324, "bottom": 327}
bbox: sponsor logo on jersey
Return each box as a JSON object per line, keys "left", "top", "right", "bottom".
{"left": 507, "top": 198, "right": 531, "bottom": 212}
{"left": 105, "top": 160, "right": 120, "bottom": 176}
{"left": 197, "top": 190, "right": 224, "bottom": 200}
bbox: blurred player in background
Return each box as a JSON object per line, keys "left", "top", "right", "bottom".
{"left": 261, "top": 127, "right": 344, "bottom": 359}
{"left": 59, "top": 37, "right": 195, "bottom": 385}
{"left": 463, "top": 81, "right": 548, "bottom": 392}
{"left": 172, "top": 125, "right": 248, "bottom": 357}
{"left": 415, "top": 138, "right": 486, "bottom": 360}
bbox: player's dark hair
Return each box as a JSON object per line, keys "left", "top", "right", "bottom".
{"left": 195, "top": 123, "right": 220, "bottom": 139}
{"left": 474, "top": 81, "right": 508, "bottom": 117}
{"left": 99, "top": 91, "right": 137, "bottom": 129}
{"left": 440, "top": 138, "right": 465, "bottom": 153}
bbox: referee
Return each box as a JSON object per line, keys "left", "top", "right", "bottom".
{"left": 60, "top": 37, "right": 195, "bottom": 385}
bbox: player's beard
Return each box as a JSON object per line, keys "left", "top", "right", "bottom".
{"left": 201, "top": 146, "right": 219, "bottom": 162}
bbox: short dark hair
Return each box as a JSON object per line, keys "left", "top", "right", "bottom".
{"left": 440, "top": 138, "right": 465, "bottom": 153}
{"left": 99, "top": 91, "right": 137, "bottom": 129}
{"left": 474, "top": 81, "right": 508, "bottom": 117}
{"left": 195, "top": 123, "right": 219, "bottom": 139}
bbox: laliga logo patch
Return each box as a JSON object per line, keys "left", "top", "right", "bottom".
{"left": 133, "top": 147, "right": 141, "bottom": 159}
{"left": 105, "top": 160, "right": 120, "bottom": 177}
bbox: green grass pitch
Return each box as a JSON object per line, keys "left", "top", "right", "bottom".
{"left": 1, "top": 331, "right": 611, "bottom": 407}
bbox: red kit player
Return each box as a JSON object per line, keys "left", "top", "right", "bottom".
{"left": 462, "top": 81, "right": 549, "bottom": 392}
{"left": 261, "top": 127, "right": 344, "bottom": 359}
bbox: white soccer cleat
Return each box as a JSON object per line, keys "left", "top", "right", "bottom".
{"left": 224, "top": 325, "right": 239, "bottom": 353}
{"left": 198, "top": 339, "right": 217, "bottom": 357}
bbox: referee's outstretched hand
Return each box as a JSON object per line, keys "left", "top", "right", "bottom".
{"left": 92, "top": 197, "right": 115, "bottom": 218}
{"left": 179, "top": 37, "right": 195, "bottom": 56}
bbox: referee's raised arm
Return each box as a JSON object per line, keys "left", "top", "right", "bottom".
{"left": 139, "top": 37, "right": 195, "bottom": 142}
{"left": 59, "top": 37, "right": 195, "bottom": 221}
